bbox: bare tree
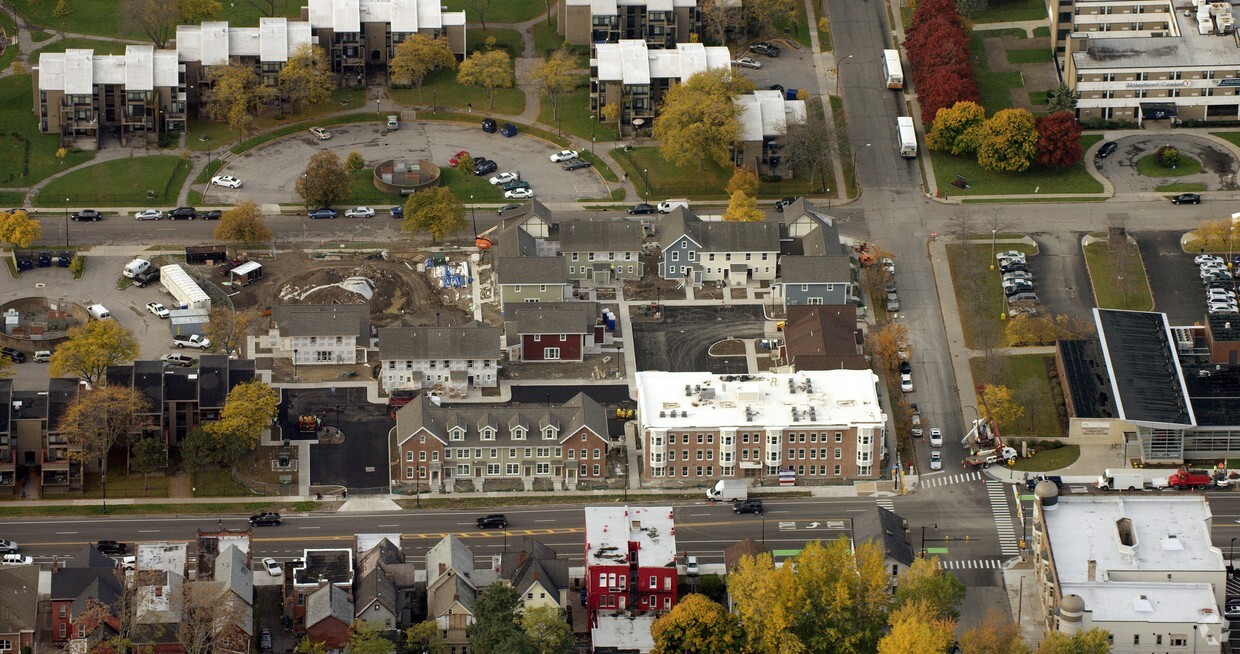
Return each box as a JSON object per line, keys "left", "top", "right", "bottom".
{"left": 121, "top": 0, "right": 180, "bottom": 48}
{"left": 699, "top": 0, "right": 744, "bottom": 44}
{"left": 463, "top": 0, "right": 494, "bottom": 29}
{"left": 179, "top": 581, "right": 251, "bottom": 654}
{"left": 783, "top": 101, "right": 837, "bottom": 194}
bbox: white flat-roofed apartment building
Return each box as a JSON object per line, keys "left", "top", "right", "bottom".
{"left": 1033, "top": 493, "right": 1226, "bottom": 653}
{"left": 1054, "top": 0, "right": 1240, "bottom": 124}
{"left": 591, "top": 39, "right": 731, "bottom": 137}
{"left": 303, "top": 0, "right": 466, "bottom": 86}
{"left": 735, "top": 89, "right": 807, "bottom": 177}
{"left": 635, "top": 370, "right": 885, "bottom": 485}
{"left": 176, "top": 18, "right": 312, "bottom": 116}
{"left": 557, "top": 0, "right": 704, "bottom": 48}
{"left": 33, "top": 46, "right": 182, "bottom": 149}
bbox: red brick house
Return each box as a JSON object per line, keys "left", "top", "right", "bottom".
{"left": 50, "top": 547, "right": 124, "bottom": 643}
{"left": 393, "top": 392, "right": 611, "bottom": 492}
{"left": 584, "top": 506, "right": 678, "bottom": 618}
{"left": 305, "top": 583, "right": 352, "bottom": 649}
{"left": 504, "top": 302, "right": 613, "bottom": 362}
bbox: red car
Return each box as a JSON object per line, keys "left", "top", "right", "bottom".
{"left": 449, "top": 150, "right": 469, "bottom": 167}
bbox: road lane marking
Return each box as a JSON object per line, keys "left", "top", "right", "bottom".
{"left": 55, "top": 532, "right": 78, "bottom": 535}
{"left": 297, "top": 526, "right": 321, "bottom": 530}
{"left": 377, "top": 524, "right": 399, "bottom": 528}
{"left": 138, "top": 530, "right": 159, "bottom": 533}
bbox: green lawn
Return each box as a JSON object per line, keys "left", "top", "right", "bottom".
{"left": 1033, "top": 26, "right": 1051, "bottom": 37}
{"left": 389, "top": 68, "right": 525, "bottom": 116}
{"left": 1010, "top": 445, "right": 1080, "bottom": 472}
{"left": 1083, "top": 238, "right": 1154, "bottom": 311}
{"left": 969, "top": 353, "right": 1066, "bottom": 439}
{"left": 82, "top": 471, "right": 170, "bottom": 499}
{"left": 0, "top": 10, "right": 18, "bottom": 74}
{"left": 931, "top": 134, "right": 1103, "bottom": 197}
{"left": 31, "top": 37, "right": 132, "bottom": 62}
{"left": 946, "top": 242, "right": 1039, "bottom": 348}
{"left": 772, "top": 0, "right": 812, "bottom": 49}
{"left": 830, "top": 95, "right": 852, "bottom": 198}
{"left": 1006, "top": 48, "right": 1052, "bottom": 64}
{"left": 0, "top": 190, "right": 25, "bottom": 205}
{"left": 34, "top": 155, "right": 191, "bottom": 207}
{"left": 540, "top": 83, "right": 620, "bottom": 143}
{"left": 533, "top": 16, "right": 571, "bottom": 56}
{"left": 0, "top": 74, "right": 95, "bottom": 188}
{"left": 191, "top": 468, "right": 250, "bottom": 497}
{"left": 972, "top": 0, "right": 1048, "bottom": 23}
{"left": 347, "top": 169, "right": 402, "bottom": 205}
{"left": 1028, "top": 90, "right": 1048, "bottom": 106}
{"left": 1212, "top": 132, "right": 1240, "bottom": 148}
{"left": 439, "top": 165, "right": 505, "bottom": 202}
{"left": 442, "top": 0, "right": 545, "bottom": 24}
{"left": 194, "top": 159, "right": 226, "bottom": 185}
{"left": 1156, "top": 182, "right": 1207, "bottom": 192}
{"left": 611, "top": 146, "right": 820, "bottom": 200}
{"left": 12, "top": 0, "right": 300, "bottom": 39}
{"left": 186, "top": 119, "right": 241, "bottom": 152}
{"left": 970, "top": 29, "right": 1027, "bottom": 113}
{"left": 1136, "top": 153, "right": 1202, "bottom": 177}
{"left": 467, "top": 28, "right": 523, "bottom": 56}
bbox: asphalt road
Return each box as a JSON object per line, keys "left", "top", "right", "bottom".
{"left": 1138, "top": 230, "right": 1209, "bottom": 323}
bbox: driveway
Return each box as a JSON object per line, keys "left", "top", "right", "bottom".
{"left": 1135, "top": 230, "right": 1207, "bottom": 325}
{"left": 210, "top": 122, "right": 610, "bottom": 206}
{"left": 631, "top": 305, "right": 765, "bottom": 372}
{"left": 1024, "top": 233, "right": 1094, "bottom": 322}
{"left": 1094, "top": 135, "right": 1238, "bottom": 192}
{"left": 282, "top": 387, "right": 393, "bottom": 492}
{"left": 732, "top": 42, "right": 820, "bottom": 97}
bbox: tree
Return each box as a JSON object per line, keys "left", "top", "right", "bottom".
{"left": 295, "top": 640, "right": 328, "bottom": 654}
{"left": 1156, "top": 144, "right": 1181, "bottom": 168}
{"left": 389, "top": 34, "right": 457, "bottom": 100}
{"left": 456, "top": 153, "right": 475, "bottom": 174}
{"left": 0, "top": 209, "right": 41, "bottom": 249}
{"left": 916, "top": 71, "right": 981, "bottom": 124}
{"left": 725, "top": 167, "right": 760, "bottom": 197}
{"left": 723, "top": 189, "right": 763, "bottom": 223}
{"left": 130, "top": 436, "right": 165, "bottom": 491}
{"left": 651, "top": 594, "right": 746, "bottom": 654}
{"left": 457, "top": 49, "right": 513, "bottom": 111}
{"left": 979, "top": 384, "right": 1025, "bottom": 431}
{"left": 783, "top": 103, "right": 836, "bottom": 193}
{"left": 894, "top": 558, "right": 967, "bottom": 620}
{"left": 241, "top": 0, "right": 287, "bottom": 16}
{"left": 181, "top": 427, "right": 220, "bottom": 472}
{"left": 59, "top": 385, "right": 152, "bottom": 478}
{"left": 0, "top": 354, "right": 11, "bottom": 381}
{"left": 205, "top": 63, "right": 268, "bottom": 137}
{"left": 744, "top": 0, "right": 795, "bottom": 32}
{"left": 406, "top": 621, "right": 449, "bottom": 654}
{"left": 178, "top": 580, "right": 250, "bottom": 654}
{"left": 867, "top": 317, "right": 910, "bottom": 374}
{"left": 1035, "top": 112, "right": 1083, "bottom": 169}
{"left": 698, "top": 574, "right": 728, "bottom": 605}
{"left": 602, "top": 102, "right": 621, "bottom": 133}
{"left": 468, "top": 584, "right": 532, "bottom": 653}
{"left": 976, "top": 108, "right": 1039, "bottom": 173}
{"left": 877, "top": 599, "right": 956, "bottom": 654}
{"left": 926, "top": 101, "right": 986, "bottom": 155}
{"left": 296, "top": 151, "right": 350, "bottom": 209}
{"left": 204, "top": 305, "right": 255, "bottom": 357}
{"left": 1193, "top": 216, "right": 1240, "bottom": 253}
{"left": 700, "top": 0, "right": 744, "bottom": 44}
{"left": 206, "top": 381, "right": 279, "bottom": 466}
{"left": 53, "top": 0, "right": 69, "bottom": 17}
{"left": 214, "top": 200, "right": 272, "bottom": 246}
{"left": 1004, "top": 313, "right": 1093, "bottom": 347}
{"left": 654, "top": 69, "right": 751, "bottom": 171}
{"left": 531, "top": 49, "right": 578, "bottom": 122}
{"left": 463, "top": 0, "right": 494, "bottom": 29}
{"left": 522, "top": 606, "right": 573, "bottom": 654}
{"left": 345, "top": 622, "right": 392, "bottom": 654}
{"left": 1045, "top": 83, "right": 1078, "bottom": 114}
{"left": 402, "top": 186, "right": 467, "bottom": 242}
{"left": 278, "top": 44, "right": 335, "bottom": 113}
{"left": 958, "top": 612, "right": 1030, "bottom": 654}
{"left": 50, "top": 320, "right": 140, "bottom": 385}
{"left": 1035, "top": 629, "right": 1112, "bottom": 654}
{"left": 179, "top": 0, "right": 221, "bottom": 24}
{"left": 121, "top": 0, "right": 180, "bottom": 48}
{"left": 345, "top": 151, "right": 365, "bottom": 175}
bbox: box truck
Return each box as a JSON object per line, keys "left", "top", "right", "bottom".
{"left": 1096, "top": 468, "right": 1171, "bottom": 491}
{"left": 897, "top": 117, "right": 917, "bottom": 158}
{"left": 706, "top": 479, "right": 748, "bottom": 502}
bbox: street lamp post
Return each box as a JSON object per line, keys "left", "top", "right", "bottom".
{"left": 590, "top": 115, "right": 597, "bottom": 154}
{"left": 920, "top": 523, "right": 938, "bottom": 557}
{"left": 834, "top": 54, "right": 854, "bottom": 96}
{"left": 433, "top": 90, "right": 437, "bottom": 114}
{"left": 292, "top": 349, "right": 299, "bottom": 381}
{"left": 64, "top": 197, "right": 70, "bottom": 247}
{"left": 1231, "top": 537, "right": 1236, "bottom": 571}
{"left": 850, "top": 143, "right": 870, "bottom": 196}
{"left": 642, "top": 168, "right": 649, "bottom": 200}
{"left": 990, "top": 229, "right": 997, "bottom": 270}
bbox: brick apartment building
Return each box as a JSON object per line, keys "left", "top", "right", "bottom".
{"left": 584, "top": 506, "right": 678, "bottom": 617}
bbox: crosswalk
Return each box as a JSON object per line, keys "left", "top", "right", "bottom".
{"left": 919, "top": 471, "right": 983, "bottom": 489}
{"left": 937, "top": 558, "right": 1003, "bottom": 570}
{"left": 987, "top": 480, "right": 1021, "bottom": 557}
{"left": 876, "top": 497, "right": 895, "bottom": 512}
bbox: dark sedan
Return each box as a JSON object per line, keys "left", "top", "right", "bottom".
{"left": 1097, "top": 141, "right": 1118, "bottom": 158}
{"left": 308, "top": 208, "right": 338, "bottom": 219}
{"left": 1171, "top": 193, "right": 1201, "bottom": 205}
{"left": 563, "top": 159, "right": 591, "bottom": 171}
{"left": 71, "top": 209, "right": 102, "bottom": 222}
{"left": 474, "top": 160, "right": 498, "bottom": 176}
{"left": 627, "top": 203, "right": 655, "bottom": 215}
{"left": 201, "top": 209, "right": 222, "bottom": 220}
{"left": 167, "top": 206, "right": 197, "bottom": 220}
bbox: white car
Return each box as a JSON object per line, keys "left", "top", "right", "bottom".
{"left": 732, "top": 57, "right": 762, "bottom": 69}
{"left": 1001, "top": 277, "right": 1034, "bottom": 290}
{"left": 1195, "top": 254, "right": 1224, "bottom": 265}
{"left": 996, "top": 250, "right": 1026, "bottom": 261}
{"left": 146, "top": 302, "right": 169, "bottom": 318}
{"left": 262, "top": 557, "right": 283, "bottom": 576}
{"left": 1207, "top": 289, "right": 1236, "bottom": 300}
{"left": 134, "top": 209, "right": 163, "bottom": 221}
{"left": 900, "top": 373, "right": 913, "bottom": 393}
{"left": 210, "top": 175, "right": 243, "bottom": 188}
{"left": 880, "top": 257, "right": 896, "bottom": 274}
{"left": 1002, "top": 271, "right": 1033, "bottom": 282}
{"left": 929, "top": 428, "right": 943, "bottom": 448}
{"left": 505, "top": 188, "right": 534, "bottom": 199}
{"left": 685, "top": 555, "right": 699, "bottom": 577}
{"left": 489, "top": 172, "right": 518, "bottom": 186}
{"left": 929, "top": 451, "right": 942, "bottom": 470}
{"left": 344, "top": 207, "right": 376, "bottom": 219}
{"left": 549, "top": 150, "right": 579, "bottom": 162}
{"left": 1202, "top": 266, "right": 1228, "bottom": 279}
{"left": 309, "top": 127, "right": 332, "bottom": 140}
{"left": 1, "top": 553, "right": 32, "bottom": 565}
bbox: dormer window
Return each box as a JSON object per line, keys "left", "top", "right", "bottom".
{"left": 543, "top": 427, "right": 558, "bottom": 440}
{"left": 449, "top": 428, "right": 465, "bottom": 441}
{"left": 481, "top": 427, "right": 495, "bottom": 441}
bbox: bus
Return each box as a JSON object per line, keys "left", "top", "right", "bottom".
{"left": 882, "top": 49, "right": 904, "bottom": 89}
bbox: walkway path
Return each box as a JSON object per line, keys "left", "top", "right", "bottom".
{"left": 802, "top": 0, "right": 847, "bottom": 197}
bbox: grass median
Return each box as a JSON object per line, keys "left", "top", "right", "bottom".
{"left": 946, "top": 241, "right": 1039, "bottom": 348}
{"left": 931, "top": 135, "right": 1105, "bottom": 197}
{"left": 969, "top": 353, "right": 1067, "bottom": 439}
{"left": 1083, "top": 236, "right": 1154, "bottom": 311}
{"left": 34, "top": 155, "right": 191, "bottom": 207}
{"left": 612, "top": 146, "right": 819, "bottom": 200}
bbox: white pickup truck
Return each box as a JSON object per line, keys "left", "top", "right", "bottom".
{"left": 172, "top": 334, "right": 211, "bottom": 349}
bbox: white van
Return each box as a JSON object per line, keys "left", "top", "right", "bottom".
{"left": 33, "top": 350, "right": 52, "bottom": 363}
{"left": 657, "top": 199, "right": 689, "bottom": 214}
{"left": 87, "top": 304, "right": 111, "bottom": 320}
{"left": 123, "top": 258, "right": 151, "bottom": 278}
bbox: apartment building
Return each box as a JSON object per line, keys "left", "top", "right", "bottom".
{"left": 559, "top": 220, "right": 644, "bottom": 284}
{"left": 302, "top": 0, "right": 466, "bottom": 86}
{"left": 636, "top": 370, "right": 886, "bottom": 484}
{"left": 584, "top": 506, "right": 678, "bottom": 617}
{"left": 33, "top": 46, "right": 182, "bottom": 149}
{"left": 1057, "top": 0, "right": 1240, "bottom": 124}
{"left": 734, "top": 89, "right": 807, "bottom": 176}
{"left": 557, "top": 0, "right": 701, "bottom": 48}
{"left": 655, "top": 207, "right": 780, "bottom": 287}
{"left": 268, "top": 303, "right": 371, "bottom": 366}
{"left": 591, "top": 40, "right": 731, "bottom": 136}
{"left": 176, "top": 18, "right": 313, "bottom": 117}
{"left": 376, "top": 322, "right": 501, "bottom": 392}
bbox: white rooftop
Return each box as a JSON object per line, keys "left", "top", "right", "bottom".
{"left": 177, "top": 19, "right": 312, "bottom": 64}
{"left": 1044, "top": 496, "right": 1223, "bottom": 581}
{"left": 309, "top": 0, "right": 463, "bottom": 31}
{"left": 593, "top": 39, "right": 731, "bottom": 85}
{"left": 136, "top": 541, "right": 188, "bottom": 576}
{"left": 735, "top": 90, "right": 807, "bottom": 142}
{"left": 585, "top": 506, "right": 677, "bottom": 569}
{"left": 591, "top": 614, "right": 656, "bottom": 653}
{"left": 356, "top": 533, "right": 402, "bottom": 553}
{"left": 38, "top": 47, "right": 176, "bottom": 95}
{"left": 636, "top": 370, "right": 885, "bottom": 430}
{"left": 567, "top": 0, "right": 695, "bottom": 10}
{"left": 1061, "top": 581, "right": 1222, "bottom": 625}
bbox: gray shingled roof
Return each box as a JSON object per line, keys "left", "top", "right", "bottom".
{"left": 378, "top": 322, "right": 500, "bottom": 361}
{"left": 426, "top": 535, "right": 474, "bottom": 587}
{"left": 656, "top": 207, "right": 780, "bottom": 252}
{"left": 496, "top": 257, "right": 568, "bottom": 285}
{"left": 853, "top": 506, "right": 915, "bottom": 567}
{"left": 306, "top": 583, "right": 353, "bottom": 628}
{"left": 274, "top": 303, "right": 370, "bottom": 339}
{"left": 504, "top": 302, "right": 599, "bottom": 336}
{"left": 780, "top": 255, "right": 851, "bottom": 284}
{"left": 495, "top": 224, "right": 540, "bottom": 258}
{"left": 0, "top": 566, "right": 39, "bottom": 634}
{"left": 559, "top": 220, "right": 641, "bottom": 252}
{"left": 396, "top": 392, "right": 609, "bottom": 448}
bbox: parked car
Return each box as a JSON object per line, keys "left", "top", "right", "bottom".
{"left": 563, "top": 159, "right": 591, "bottom": 171}
{"left": 482, "top": 118, "right": 497, "bottom": 133}
{"left": 201, "top": 210, "right": 222, "bottom": 220}
{"left": 1002, "top": 277, "right": 1034, "bottom": 290}
{"left": 774, "top": 197, "right": 797, "bottom": 212}
{"left": 886, "top": 292, "right": 900, "bottom": 312}
{"left": 211, "top": 175, "right": 243, "bottom": 188}
{"left": 390, "top": 206, "right": 403, "bottom": 219}
{"left": 146, "top": 302, "right": 170, "bottom": 318}
{"left": 260, "top": 628, "right": 273, "bottom": 652}
{"left": 449, "top": 150, "right": 470, "bottom": 167}
{"left": 489, "top": 172, "right": 518, "bottom": 186}
{"left": 929, "top": 451, "right": 942, "bottom": 470}
{"left": 474, "top": 160, "right": 498, "bottom": 176}
{"left": 2, "top": 554, "right": 33, "bottom": 565}
{"left": 628, "top": 203, "right": 656, "bottom": 215}
{"left": 476, "top": 514, "right": 508, "bottom": 529}
{"left": 1004, "top": 283, "right": 1035, "bottom": 297}
{"left": 1208, "top": 302, "right": 1239, "bottom": 314}
{"left": 134, "top": 209, "right": 163, "bottom": 221}
{"left": 549, "top": 150, "right": 579, "bottom": 162}
{"left": 900, "top": 373, "right": 913, "bottom": 392}
{"left": 1172, "top": 193, "right": 1201, "bottom": 205}
{"left": 497, "top": 203, "right": 520, "bottom": 214}
{"left": 167, "top": 206, "right": 197, "bottom": 220}
{"left": 1002, "top": 271, "right": 1034, "bottom": 282}
{"left": 96, "top": 540, "right": 128, "bottom": 555}
{"left": 995, "top": 250, "right": 1025, "bottom": 261}
{"left": 386, "top": 115, "right": 400, "bottom": 129}
{"left": 1025, "top": 475, "right": 1064, "bottom": 491}
{"left": 0, "top": 540, "right": 17, "bottom": 554}
{"left": 748, "top": 42, "right": 781, "bottom": 56}
{"left": 501, "top": 123, "right": 518, "bottom": 137}
{"left": 505, "top": 188, "right": 534, "bottom": 199}
{"left": 0, "top": 348, "right": 25, "bottom": 364}
{"left": 898, "top": 360, "right": 911, "bottom": 374}
{"left": 160, "top": 353, "right": 196, "bottom": 368}
{"left": 133, "top": 267, "right": 161, "bottom": 287}
{"left": 308, "top": 126, "right": 332, "bottom": 140}
{"left": 1196, "top": 254, "right": 1224, "bottom": 265}
{"left": 262, "top": 557, "right": 283, "bottom": 576}
{"left": 344, "top": 206, "right": 376, "bottom": 219}
{"left": 500, "top": 179, "right": 531, "bottom": 192}
{"left": 685, "top": 556, "right": 699, "bottom": 577}
{"left": 249, "top": 512, "right": 282, "bottom": 527}
{"left": 308, "top": 208, "right": 338, "bottom": 219}
{"left": 1097, "top": 141, "right": 1118, "bottom": 158}
{"left": 929, "top": 428, "right": 943, "bottom": 447}
{"left": 733, "top": 57, "right": 762, "bottom": 69}
{"left": 173, "top": 334, "right": 211, "bottom": 349}
{"left": 733, "top": 499, "right": 764, "bottom": 515}
{"left": 1007, "top": 292, "right": 1039, "bottom": 302}
{"left": 72, "top": 209, "right": 102, "bottom": 222}
{"left": 1000, "top": 261, "right": 1028, "bottom": 274}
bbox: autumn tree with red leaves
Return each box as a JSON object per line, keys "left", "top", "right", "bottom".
{"left": 904, "top": 0, "right": 979, "bottom": 122}
{"left": 1035, "top": 111, "right": 1084, "bottom": 169}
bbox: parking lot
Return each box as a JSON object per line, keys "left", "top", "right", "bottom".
{"left": 211, "top": 122, "right": 610, "bottom": 206}
{"left": 631, "top": 305, "right": 766, "bottom": 372}
{"left": 731, "top": 41, "right": 821, "bottom": 98}
{"left": 1138, "top": 231, "right": 1213, "bottom": 325}
{"left": 1022, "top": 234, "right": 1093, "bottom": 322}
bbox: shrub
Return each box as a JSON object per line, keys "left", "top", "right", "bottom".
{"left": 70, "top": 255, "right": 84, "bottom": 279}
{"left": 1156, "top": 145, "right": 1181, "bottom": 168}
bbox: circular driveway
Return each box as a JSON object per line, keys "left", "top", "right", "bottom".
{"left": 1093, "top": 134, "right": 1239, "bottom": 193}
{"left": 206, "top": 122, "right": 610, "bottom": 206}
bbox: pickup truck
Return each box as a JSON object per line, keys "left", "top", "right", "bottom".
{"left": 172, "top": 334, "right": 211, "bottom": 349}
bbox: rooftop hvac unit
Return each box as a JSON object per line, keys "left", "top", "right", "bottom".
{"left": 681, "top": 410, "right": 687, "bottom": 418}
{"left": 1218, "top": 14, "right": 1235, "bottom": 33}
{"left": 659, "top": 411, "right": 665, "bottom": 418}
{"left": 809, "top": 408, "right": 817, "bottom": 421}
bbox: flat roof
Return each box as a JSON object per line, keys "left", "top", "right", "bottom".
{"left": 1073, "top": 0, "right": 1240, "bottom": 70}
{"left": 585, "top": 506, "right": 676, "bottom": 569}
{"left": 1094, "top": 309, "right": 1194, "bottom": 426}
{"left": 593, "top": 39, "right": 730, "bottom": 85}
{"left": 1057, "top": 338, "right": 1118, "bottom": 419}
{"left": 1061, "top": 581, "right": 1222, "bottom": 624}
{"left": 1182, "top": 363, "right": 1240, "bottom": 427}
{"left": 591, "top": 614, "right": 657, "bottom": 652}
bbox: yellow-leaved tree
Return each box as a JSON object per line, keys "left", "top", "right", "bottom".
{"left": 723, "top": 189, "right": 763, "bottom": 223}
{"left": 49, "top": 320, "right": 140, "bottom": 385}
{"left": 214, "top": 200, "right": 272, "bottom": 247}
{"left": 979, "top": 384, "right": 1026, "bottom": 431}
{"left": 877, "top": 599, "right": 957, "bottom": 654}
{"left": 653, "top": 68, "right": 753, "bottom": 171}
{"left": 0, "top": 209, "right": 42, "bottom": 249}
{"left": 651, "top": 594, "right": 746, "bottom": 654}
{"left": 389, "top": 34, "right": 457, "bottom": 101}
{"left": 206, "top": 381, "right": 279, "bottom": 467}
{"left": 456, "top": 49, "right": 513, "bottom": 111}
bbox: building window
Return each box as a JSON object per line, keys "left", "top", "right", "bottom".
{"left": 834, "top": 465, "right": 841, "bottom": 475}
{"left": 405, "top": 451, "right": 414, "bottom": 461}
{"left": 486, "top": 463, "right": 501, "bottom": 475}
{"left": 406, "top": 466, "right": 413, "bottom": 478}
{"left": 835, "top": 448, "right": 842, "bottom": 459}
{"left": 419, "top": 451, "right": 427, "bottom": 461}
{"left": 506, "top": 463, "right": 519, "bottom": 475}
{"left": 419, "top": 466, "right": 427, "bottom": 478}
{"left": 545, "top": 347, "right": 561, "bottom": 360}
